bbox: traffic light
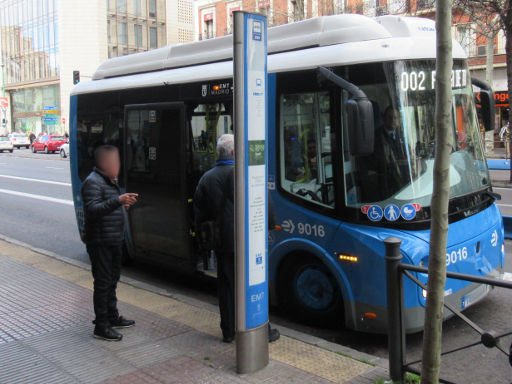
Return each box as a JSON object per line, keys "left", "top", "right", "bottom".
{"left": 1, "top": 119, "right": 6, "bottom": 128}
{"left": 73, "top": 70, "right": 80, "bottom": 85}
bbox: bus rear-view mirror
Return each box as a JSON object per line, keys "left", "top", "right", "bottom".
{"left": 472, "top": 77, "right": 495, "bottom": 132}
{"left": 346, "top": 98, "right": 374, "bottom": 156}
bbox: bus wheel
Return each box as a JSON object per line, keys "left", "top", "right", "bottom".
{"left": 280, "top": 255, "right": 343, "bottom": 327}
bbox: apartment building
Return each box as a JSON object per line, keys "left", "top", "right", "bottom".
{"left": 0, "top": 0, "right": 194, "bottom": 136}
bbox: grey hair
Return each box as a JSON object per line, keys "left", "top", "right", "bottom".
{"left": 217, "top": 134, "right": 234, "bottom": 159}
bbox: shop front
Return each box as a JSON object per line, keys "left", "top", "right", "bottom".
{"left": 9, "top": 83, "right": 61, "bottom": 135}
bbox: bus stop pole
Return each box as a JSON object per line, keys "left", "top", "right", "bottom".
{"left": 233, "top": 11, "right": 269, "bottom": 374}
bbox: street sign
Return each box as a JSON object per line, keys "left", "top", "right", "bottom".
{"left": 0, "top": 97, "right": 8, "bottom": 108}
{"left": 44, "top": 116, "right": 58, "bottom": 125}
{"left": 233, "top": 11, "right": 268, "bottom": 374}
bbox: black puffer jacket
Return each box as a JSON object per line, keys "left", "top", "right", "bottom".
{"left": 81, "top": 168, "right": 125, "bottom": 246}
{"left": 194, "top": 162, "right": 234, "bottom": 253}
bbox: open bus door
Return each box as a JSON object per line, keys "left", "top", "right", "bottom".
{"left": 123, "top": 102, "right": 193, "bottom": 270}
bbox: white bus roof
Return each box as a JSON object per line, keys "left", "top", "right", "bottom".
{"left": 73, "top": 14, "right": 466, "bottom": 96}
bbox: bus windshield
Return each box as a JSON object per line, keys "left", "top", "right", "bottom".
{"left": 343, "top": 60, "right": 489, "bottom": 215}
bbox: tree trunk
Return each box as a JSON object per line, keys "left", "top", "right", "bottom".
{"left": 506, "top": 28, "right": 512, "bottom": 183}
{"left": 486, "top": 34, "right": 494, "bottom": 86}
{"left": 420, "top": 1, "right": 453, "bottom": 383}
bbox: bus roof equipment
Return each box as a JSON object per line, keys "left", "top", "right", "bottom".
{"left": 92, "top": 14, "right": 437, "bottom": 81}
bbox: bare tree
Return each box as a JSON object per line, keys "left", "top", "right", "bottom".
{"left": 420, "top": 0, "right": 453, "bottom": 383}
{"left": 453, "top": 2, "right": 500, "bottom": 91}
{"left": 452, "top": 0, "right": 512, "bottom": 180}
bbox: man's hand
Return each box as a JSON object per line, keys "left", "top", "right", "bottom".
{"left": 119, "top": 193, "right": 138, "bottom": 208}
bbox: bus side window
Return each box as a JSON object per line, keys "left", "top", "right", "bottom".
{"left": 279, "top": 92, "right": 335, "bottom": 208}
{"left": 188, "top": 102, "right": 233, "bottom": 187}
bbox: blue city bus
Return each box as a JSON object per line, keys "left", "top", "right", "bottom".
{"left": 70, "top": 14, "right": 504, "bottom": 333}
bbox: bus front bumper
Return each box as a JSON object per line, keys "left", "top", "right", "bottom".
{"left": 347, "top": 267, "right": 501, "bottom": 334}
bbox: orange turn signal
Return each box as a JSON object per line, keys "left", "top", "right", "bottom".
{"left": 338, "top": 254, "right": 358, "bottom": 262}
{"left": 274, "top": 225, "right": 282, "bottom": 231}
{"left": 364, "top": 312, "right": 377, "bottom": 320}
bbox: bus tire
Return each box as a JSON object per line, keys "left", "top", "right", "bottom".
{"left": 279, "top": 254, "right": 344, "bottom": 327}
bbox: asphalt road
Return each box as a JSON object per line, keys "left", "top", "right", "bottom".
{"left": 1, "top": 150, "right": 512, "bottom": 383}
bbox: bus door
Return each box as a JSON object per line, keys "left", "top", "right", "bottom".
{"left": 123, "top": 102, "right": 192, "bottom": 268}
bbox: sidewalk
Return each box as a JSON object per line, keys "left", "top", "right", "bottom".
{"left": 0, "top": 239, "right": 388, "bottom": 384}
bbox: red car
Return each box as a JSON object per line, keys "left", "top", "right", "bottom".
{"left": 31, "top": 135, "right": 68, "bottom": 154}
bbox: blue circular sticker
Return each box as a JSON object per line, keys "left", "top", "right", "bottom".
{"left": 384, "top": 204, "right": 400, "bottom": 221}
{"left": 401, "top": 204, "right": 417, "bottom": 221}
{"left": 367, "top": 205, "right": 383, "bottom": 222}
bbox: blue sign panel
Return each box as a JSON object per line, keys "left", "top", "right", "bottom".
{"left": 242, "top": 12, "right": 268, "bottom": 330}
{"left": 367, "top": 205, "right": 383, "bottom": 222}
{"left": 384, "top": 204, "right": 400, "bottom": 222}
{"left": 401, "top": 204, "right": 417, "bottom": 221}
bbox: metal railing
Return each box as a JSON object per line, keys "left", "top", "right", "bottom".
{"left": 385, "top": 237, "right": 512, "bottom": 383}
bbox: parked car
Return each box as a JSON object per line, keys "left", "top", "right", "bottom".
{"left": 31, "top": 135, "right": 68, "bottom": 154}
{"left": 8, "top": 132, "right": 30, "bottom": 149}
{"left": 59, "top": 142, "right": 70, "bottom": 158}
{"left": 0, "top": 136, "right": 13, "bottom": 153}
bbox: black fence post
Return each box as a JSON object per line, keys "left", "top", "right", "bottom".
{"left": 385, "top": 236, "right": 405, "bottom": 383}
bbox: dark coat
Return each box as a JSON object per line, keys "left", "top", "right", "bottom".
{"left": 193, "top": 163, "right": 234, "bottom": 253}
{"left": 81, "top": 168, "right": 125, "bottom": 246}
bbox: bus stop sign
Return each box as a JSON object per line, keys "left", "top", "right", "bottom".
{"left": 233, "top": 11, "right": 269, "bottom": 374}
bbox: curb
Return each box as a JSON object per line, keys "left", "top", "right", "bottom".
{"left": 0, "top": 232, "right": 389, "bottom": 371}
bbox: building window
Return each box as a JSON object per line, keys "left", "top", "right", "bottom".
{"left": 149, "top": 0, "right": 156, "bottom": 17}
{"left": 117, "top": 0, "right": 127, "bottom": 13}
{"left": 134, "top": 24, "right": 143, "bottom": 47}
{"left": 133, "top": 0, "right": 141, "bottom": 15}
{"left": 149, "top": 27, "right": 157, "bottom": 48}
{"left": 107, "top": 20, "right": 111, "bottom": 43}
{"left": 118, "top": 22, "right": 127, "bottom": 45}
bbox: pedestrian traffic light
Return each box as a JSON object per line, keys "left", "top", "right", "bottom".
{"left": 73, "top": 70, "right": 80, "bottom": 85}
{"left": 1, "top": 119, "right": 6, "bottom": 128}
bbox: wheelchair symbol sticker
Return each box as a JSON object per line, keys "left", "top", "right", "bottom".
{"left": 401, "top": 204, "right": 417, "bottom": 221}
{"left": 367, "top": 205, "right": 383, "bottom": 222}
{"left": 384, "top": 204, "right": 400, "bottom": 221}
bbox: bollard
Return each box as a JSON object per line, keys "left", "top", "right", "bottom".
{"left": 384, "top": 237, "right": 405, "bottom": 383}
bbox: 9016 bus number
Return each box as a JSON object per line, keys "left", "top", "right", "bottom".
{"left": 446, "top": 246, "right": 468, "bottom": 266}
{"left": 297, "top": 223, "right": 325, "bottom": 237}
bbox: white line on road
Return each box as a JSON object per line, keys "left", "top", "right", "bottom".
{"left": 493, "top": 187, "right": 511, "bottom": 191}
{"left": 0, "top": 174, "right": 71, "bottom": 186}
{"left": 0, "top": 188, "right": 73, "bottom": 205}
{"left": 45, "top": 166, "right": 64, "bottom": 170}
{"left": 498, "top": 203, "right": 512, "bottom": 208}
{"left": 503, "top": 272, "right": 512, "bottom": 282}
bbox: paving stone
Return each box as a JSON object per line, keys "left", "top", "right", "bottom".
{"left": 0, "top": 251, "right": 380, "bottom": 384}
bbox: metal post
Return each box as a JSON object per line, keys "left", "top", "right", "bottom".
{"left": 233, "top": 11, "right": 269, "bottom": 374}
{"left": 384, "top": 236, "right": 405, "bottom": 383}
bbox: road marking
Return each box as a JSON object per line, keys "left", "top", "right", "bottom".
{"left": 0, "top": 188, "right": 73, "bottom": 205}
{"left": 493, "top": 187, "right": 512, "bottom": 191}
{"left": 45, "top": 166, "right": 64, "bottom": 170}
{"left": 497, "top": 203, "right": 512, "bottom": 208}
{"left": 503, "top": 272, "right": 512, "bottom": 282}
{"left": 0, "top": 174, "right": 71, "bottom": 186}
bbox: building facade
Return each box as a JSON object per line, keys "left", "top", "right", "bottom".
{"left": 0, "top": 0, "right": 194, "bottom": 136}
{"left": 193, "top": 0, "right": 508, "bottom": 154}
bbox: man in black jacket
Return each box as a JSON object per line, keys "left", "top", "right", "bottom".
{"left": 81, "top": 145, "right": 138, "bottom": 341}
{"left": 194, "top": 134, "right": 280, "bottom": 343}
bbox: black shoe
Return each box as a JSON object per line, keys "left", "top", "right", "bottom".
{"left": 268, "top": 327, "right": 280, "bottom": 343}
{"left": 93, "top": 326, "right": 123, "bottom": 341}
{"left": 110, "top": 316, "right": 135, "bottom": 329}
{"left": 222, "top": 335, "right": 234, "bottom": 343}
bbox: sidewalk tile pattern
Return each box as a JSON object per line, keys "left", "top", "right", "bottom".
{"left": 0, "top": 247, "right": 379, "bottom": 384}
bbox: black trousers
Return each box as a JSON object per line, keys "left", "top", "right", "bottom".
{"left": 217, "top": 251, "right": 235, "bottom": 339}
{"left": 86, "top": 244, "right": 123, "bottom": 327}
